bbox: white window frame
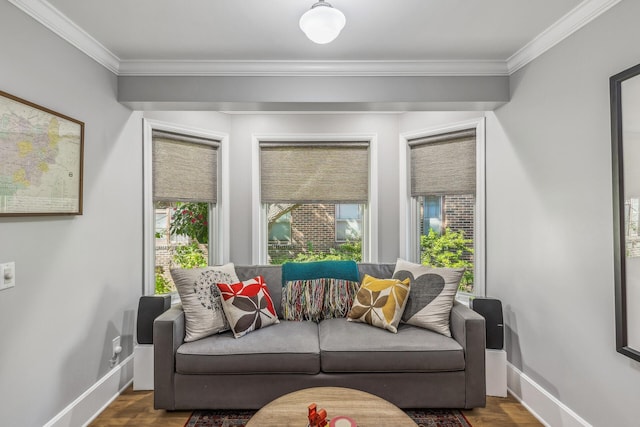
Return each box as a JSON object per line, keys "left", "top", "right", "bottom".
{"left": 142, "top": 118, "right": 230, "bottom": 296}
{"left": 252, "top": 133, "right": 378, "bottom": 264}
{"left": 398, "top": 118, "right": 486, "bottom": 298}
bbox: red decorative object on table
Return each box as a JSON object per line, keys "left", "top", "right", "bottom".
{"left": 308, "top": 403, "right": 329, "bottom": 427}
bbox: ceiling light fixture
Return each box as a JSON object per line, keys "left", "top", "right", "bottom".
{"left": 299, "top": 0, "right": 346, "bottom": 45}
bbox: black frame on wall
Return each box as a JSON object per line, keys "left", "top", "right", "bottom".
{"left": 610, "top": 61, "right": 640, "bottom": 363}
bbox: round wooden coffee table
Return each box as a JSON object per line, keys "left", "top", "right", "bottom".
{"left": 246, "top": 386, "right": 416, "bottom": 426}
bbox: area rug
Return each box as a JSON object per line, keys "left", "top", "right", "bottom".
{"left": 185, "top": 408, "right": 472, "bottom": 427}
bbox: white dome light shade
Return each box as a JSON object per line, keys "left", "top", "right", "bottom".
{"left": 299, "top": 1, "right": 346, "bottom": 44}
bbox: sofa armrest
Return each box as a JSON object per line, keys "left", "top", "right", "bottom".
{"left": 450, "top": 301, "right": 486, "bottom": 408}
{"left": 153, "top": 304, "right": 185, "bottom": 410}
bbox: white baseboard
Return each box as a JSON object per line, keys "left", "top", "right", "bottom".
{"left": 506, "top": 362, "right": 592, "bottom": 427}
{"left": 44, "top": 354, "right": 134, "bottom": 427}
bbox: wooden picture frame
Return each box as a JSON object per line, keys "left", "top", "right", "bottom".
{"left": 0, "top": 90, "right": 84, "bottom": 216}
{"left": 610, "top": 62, "right": 640, "bottom": 362}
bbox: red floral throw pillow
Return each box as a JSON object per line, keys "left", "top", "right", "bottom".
{"left": 216, "top": 276, "right": 279, "bottom": 338}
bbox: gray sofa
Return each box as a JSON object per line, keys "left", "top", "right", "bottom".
{"left": 153, "top": 263, "right": 486, "bottom": 410}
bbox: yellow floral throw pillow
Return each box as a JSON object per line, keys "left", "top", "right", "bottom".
{"left": 347, "top": 275, "right": 411, "bottom": 333}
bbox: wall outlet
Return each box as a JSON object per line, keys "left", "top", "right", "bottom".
{"left": 0, "top": 262, "right": 15, "bottom": 291}
{"left": 110, "top": 336, "right": 122, "bottom": 368}
{"left": 112, "top": 336, "right": 121, "bottom": 355}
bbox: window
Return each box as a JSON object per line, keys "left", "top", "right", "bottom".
{"left": 143, "top": 120, "right": 227, "bottom": 296}
{"left": 335, "top": 204, "right": 363, "bottom": 242}
{"left": 268, "top": 210, "right": 291, "bottom": 242}
{"left": 404, "top": 120, "right": 485, "bottom": 296}
{"left": 256, "top": 139, "right": 373, "bottom": 264}
{"left": 421, "top": 196, "right": 442, "bottom": 235}
{"left": 155, "top": 207, "right": 189, "bottom": 245}
{"left": 155, "top": 209, "right": 169, "bottom": 244}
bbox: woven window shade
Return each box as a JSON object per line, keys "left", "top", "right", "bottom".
{"left": 152, "top": 131, "right": 219, "bottom": 203}
{"left": 409, "top": 129, "right": 476, "bottom": 196}
{"left": 260, "top": 142, "right": 369, "bottom": 203}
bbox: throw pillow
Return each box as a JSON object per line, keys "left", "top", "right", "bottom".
{"left": 216, "top": 275, "right": 280, "bottom": 338}
{"left": 171, "top": 264, "right": 239, "bottom": 342}
{"left": 281, "top": 278, "right": 360, "bottom": 321}
{"left": 392, "top": 258, "right": 464, "bottom": 337}
{"left": 347, "top": 274, "right": 411, "bottom": 333}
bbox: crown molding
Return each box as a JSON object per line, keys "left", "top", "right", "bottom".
{"left": 8, "top": 0, "right": 120, "bottom": 74}
{"left": 507, "top": 0, "right": 622, "bottom": 74}
{"left": 9, "top": 0, "right": 622, "bottom": 77}
{"left": 118, "top": 59, "right": 508, "bottom": 77}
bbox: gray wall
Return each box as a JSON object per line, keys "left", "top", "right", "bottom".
{"left": 486, "top": 0, "right": 640, "bottom": 425}
{"left": 0, "top": 3, "right": 140, "bottom": 426}
{"left": 142, "top": 111, "right": 231, "bottom": 133}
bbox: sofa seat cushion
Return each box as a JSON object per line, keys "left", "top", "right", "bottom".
{"left": 176, "top": 320, "right": 320, "bottom": 375}
{"left": 319, "top": 318, "right": 465, "bottom": 373}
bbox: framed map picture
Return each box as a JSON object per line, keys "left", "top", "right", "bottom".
{"left": 0, "top": 90, "right": 84, "bottom": 216}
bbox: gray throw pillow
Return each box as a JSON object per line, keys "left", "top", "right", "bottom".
{"left": 171, "top": 263, "right": 239, "bottom": 342}
{"left": 392, "top": 258, "right": 463, "bottom": 337}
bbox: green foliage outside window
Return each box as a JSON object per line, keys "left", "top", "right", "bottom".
{"left": 173, "top": 243, "right": 208, "bottom": 269}
{"left": 155, "top": 267, "right": 173, "bottom": 294}
{"left": 170, "top": 202, "right": 209, "bottom": 244}
{"left": 271, "top": 241, "right": 362, "bottom": 264}
{"left": 169, "top": 202, "right": 209, "bottom": 270}
{"left": 421, "top": 228, "right": 474, "bottom": 291}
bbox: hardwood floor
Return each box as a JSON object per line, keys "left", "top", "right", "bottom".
{"left": 463, "top": 395, "right": 543, "bottom": 427}
{"left": 89, "top": 386, "right": 543, "bottom": 427}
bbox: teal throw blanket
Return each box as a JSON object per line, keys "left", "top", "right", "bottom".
{"left": 281, "top": 260, "right": 360, "bottom": 285}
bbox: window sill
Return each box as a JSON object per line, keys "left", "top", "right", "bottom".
{"left": 170, "top": 291, "right": 181, "bottom": 305}
{"left": 455, "top": 292, "right": 472, "bottom": 307}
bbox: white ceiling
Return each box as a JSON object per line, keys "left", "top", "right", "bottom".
{"left": 9, "top": 0, "right": 621, "bottom": 75}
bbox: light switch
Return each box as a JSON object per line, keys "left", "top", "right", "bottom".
{"left": 0, "top": 262, "right": 15, "bottom": 290}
